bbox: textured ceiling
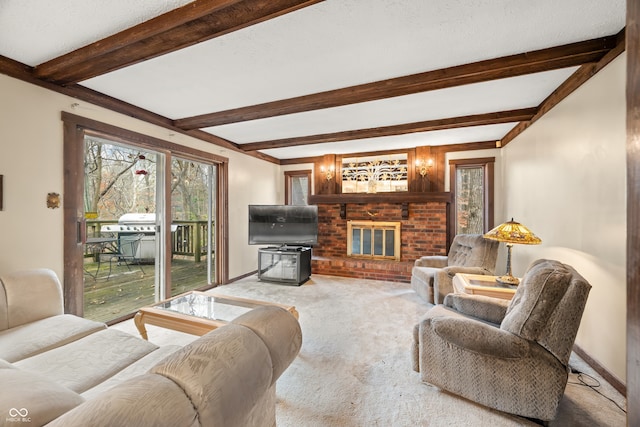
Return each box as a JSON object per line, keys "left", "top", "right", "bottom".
{"left": 202, "top": 69, "right": 579, "bottom": 142}
{"left": 0, "top": 0, "right": 627, "bottom": 160}
{"left": 0, "top": 0, "right": 194, "bottom": 65}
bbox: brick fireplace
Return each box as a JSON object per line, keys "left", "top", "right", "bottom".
{"left": 309, "top": 193, "right": 451, "bottom": 282}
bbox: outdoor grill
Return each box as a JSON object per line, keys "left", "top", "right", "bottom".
{"left": 101, "top": 213, "right": 177, "bottom": 260}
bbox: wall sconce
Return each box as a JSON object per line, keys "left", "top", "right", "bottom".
{"left": 416, "top": 158, "right": 433, "bottom": 177}
{"left": 320, "top": 165, "right": 335, "bottom": 181}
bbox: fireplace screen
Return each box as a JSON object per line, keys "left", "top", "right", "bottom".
{"left": 347, "top": 221, "right": 401, "bottom": 261}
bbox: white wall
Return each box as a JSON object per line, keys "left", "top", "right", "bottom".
{"left": 0, "top": 74, "right": 280, "bottom": 281}
{"left": 227, "top": 154, "right": 280, "bottom": 277}
{"left": 500, "top": 54, "right": 627, "bottom": 380}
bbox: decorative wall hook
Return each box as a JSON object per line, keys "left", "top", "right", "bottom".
{"left": 47, "top": 192, "right": 60, "bottom": 209}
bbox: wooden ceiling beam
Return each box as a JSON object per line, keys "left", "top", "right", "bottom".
{"left": 175, "top": 35, "right": 618, "bottom": 130}
{"left": 0, "top": 55, "right": 284, "bottom": 163}
{"left": 279, "top": 141, "right": 498, "bottom": 165}
{"left": 33, "top": 0, "right": 323, "bottom": 84}
{"left": 501, "top": 29, "right": 626, "bottom": 147}
{"left": 239, "top": 108, "right": 537, "bottom": 151}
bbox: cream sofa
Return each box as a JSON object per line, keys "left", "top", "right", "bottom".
{"left": 0, "top": 269, "right": 302, "bottom": 427}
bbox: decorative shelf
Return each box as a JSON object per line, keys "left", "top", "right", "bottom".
{"left": 309, "top": 192, "right": 452, "bottom": 204}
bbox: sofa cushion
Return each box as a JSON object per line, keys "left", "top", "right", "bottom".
{"left": 81, "top": 344, "right": 181, "bottom": 400}
{"left": 501, "top": 259, "right": 572, "bottom": 341}
{"left": 15, "top": 328, "right": 159, "bottom": 393}
{"left": 0, "top": 359, "right": 85, "bottom": 426}
{"left": 0, "top": 314, "right": 106, "bottom": 362}
{"left": 447, "top": 234, "right": 496, "bottom": 269}
{"left": 444, "top": 293, "right": 510, "bottom": 325}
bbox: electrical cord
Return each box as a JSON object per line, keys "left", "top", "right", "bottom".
{"left": 567, "top": 368, "right": 627, "bottom": 414}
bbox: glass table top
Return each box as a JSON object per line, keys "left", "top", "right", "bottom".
{"left": 468, "top": 278, "right": 517, "bottom": 289}
{"left": 153, "top": 292, "right": 253, "bottom": 322}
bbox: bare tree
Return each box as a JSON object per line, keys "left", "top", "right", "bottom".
{"left": 456, "top": 167, "right": 484, "bottom": 234}
{"left": 171, "top": 159, "right": 210, "bottom": 220}
{"left": 85, "top": 138, "right": 211, "bottom": 221}
{"left": 84, "top": 138, "right": 148, "bottom": 218}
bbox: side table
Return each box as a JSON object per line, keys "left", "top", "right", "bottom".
{"left": 452, "top": 273, "right": 517, "bottom": 300}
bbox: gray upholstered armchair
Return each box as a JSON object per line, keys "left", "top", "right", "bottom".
{"left": 411, "top": 234, "right": 498, "bottom": 304}
{"left": 412, "top": 259, "right": 591, "bottom": 422}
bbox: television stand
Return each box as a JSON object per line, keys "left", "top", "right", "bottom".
{"left": 258, "top": 247, "right": 311, "bottom": 285}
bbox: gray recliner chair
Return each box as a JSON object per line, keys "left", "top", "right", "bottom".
{"left": 410, "top": 234, "right": 499, "bottom": 304}
{"left": 412, "top": 259, "right": 591, "bottom": 422}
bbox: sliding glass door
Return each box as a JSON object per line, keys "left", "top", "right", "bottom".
{"left": 82, "top": 136, "right": 164, "bottom": 322}
{"left": 77, "top": 134, "right": 220, "bottom": 323}
{"left": 63, "top": 114, "right": 228, "bottom": 321}
{"left": 170, "top": 157, "right": 216, "bottom": 295}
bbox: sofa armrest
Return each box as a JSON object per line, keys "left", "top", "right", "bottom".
{"left": 414, "top": 256, "right": 448, "bottom": 268}
{"left": 231, "top": 305, "right": 302, "bottom": 385}
{"left": 443, "top": 293, "right": 509, "bottom": 325}
{"left": 47, "top": 374, "right": 199, "bottom": 427}
{"left": 0, "top": 269, "right": 64, "bottom": 330}
{"left": 429, "top": 316, "right": 529, "bottom": 359}
{"left": 150, "top": 305, "right": 301, "bottom": 425}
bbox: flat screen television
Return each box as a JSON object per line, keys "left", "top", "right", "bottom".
{"left": 248, "top": 205, "right": 318, "bottom": 246}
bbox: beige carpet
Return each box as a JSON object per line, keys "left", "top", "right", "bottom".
{"left": 114, "top": 274, "right": 627, "bottom": 426}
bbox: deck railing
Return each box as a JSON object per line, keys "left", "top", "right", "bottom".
{"left": 172, "top": 220, "right": 211, "bottom": 262}
{"left": 85, "top": 220, "right": 211, "bottom": 262}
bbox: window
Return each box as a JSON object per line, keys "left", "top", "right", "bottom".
{"left": 450, "top": 158, "right": 495, "bottom": 235}
{"left": 285, "top": 170, "right": 311, "bottom": 205}
{"left": 341, "top": 154, "right": 408, "bottom": 193}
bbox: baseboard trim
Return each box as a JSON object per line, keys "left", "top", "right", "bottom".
{"left": 227, "top": 270, "right": 258, "bottom": 284}
{"left": 573, "top": 344, "right": 626, "bottom": 396}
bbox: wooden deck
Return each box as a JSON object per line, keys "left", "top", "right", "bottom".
{"left": 83, "top": 257, "right": 210, "bottom": 323}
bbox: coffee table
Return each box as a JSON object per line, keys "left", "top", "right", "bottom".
{"left": 134, "top": 291, "right": 299, "bottom": 340}
{"left": 452, "top": 273, "right": 517, "bottom": 300}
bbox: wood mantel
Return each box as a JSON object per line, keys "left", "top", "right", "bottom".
{"left": 309, "top": 192, "right": 452, "bottom": 220}
{"left": 309, "top": 192, "right": 452, "bottom": 204}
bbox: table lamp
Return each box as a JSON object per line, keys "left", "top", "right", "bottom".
{"left": 483, "top": 218, "right": 541, "bottom": 285}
